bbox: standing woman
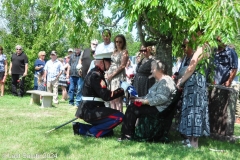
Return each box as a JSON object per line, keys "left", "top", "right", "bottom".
{"left": 33, "top": 51, "right": 46, "bottom": 90}
{"left": 106, "top": 34, "right": 129, "bottom": 112}
{"left": 133, "top": 46, "right": 155, "bottom": 97}
{"left": 0, "top": 46, "right": 7, "bottom": 97}
{"left": 177, "top": 38, "right": 210, "bottom": 148}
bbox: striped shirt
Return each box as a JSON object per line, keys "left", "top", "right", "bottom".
{"left": 44, "top": 59, "right": 64, "bottom": 81}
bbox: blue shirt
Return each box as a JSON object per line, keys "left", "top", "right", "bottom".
{"left": 34, "top": 59, "right": 45, "bottom": 74}
{"left": 214, "top": 46, "right": 238, "bottom": 85}
{"left": 0, "top": 54, "right": 7, "bottom": 72}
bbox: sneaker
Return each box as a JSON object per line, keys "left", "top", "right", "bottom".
{"left": 183, "top": 143, "right": 193, "bottom": 148}
{"left": 181, "top": 139, "right": 190, "bottom": 145}
{"left": 72, "top": 122, "right": 80, "bottom": 135}
{"left": 117, "top": 135, "right": 132, "bottom": 142}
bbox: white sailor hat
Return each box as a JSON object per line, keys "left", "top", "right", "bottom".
{"left": 94, "top": 52, "right": 112, "bottom": 61}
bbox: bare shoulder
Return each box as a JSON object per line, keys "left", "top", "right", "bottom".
{"left": 122, "top": 50, "right": 129, "bottom": 56}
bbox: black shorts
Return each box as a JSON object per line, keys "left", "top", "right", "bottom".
{"left": 0, "top": 72, "right": 5, "bottom": 80}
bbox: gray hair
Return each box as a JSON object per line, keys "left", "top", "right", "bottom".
{"left": 15, "top": 45, "right": 22, "bottom": 50}
{"left": 91, "top": 39, "right": 98, "bottom": 44}
{"left": 153, "top": 60, "right": 167, "bottom": 74}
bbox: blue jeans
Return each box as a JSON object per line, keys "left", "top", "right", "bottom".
{"left": 33, "top": 75, "right": 38, "bottom": 90}
{"left": 68, "top": 76, "right": 84, "bottom": 106}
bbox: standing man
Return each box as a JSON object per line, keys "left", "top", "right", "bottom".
{"left": 88, "top": 29, "right": 114, "bottom": 73}
{"left": 95, "top": 29, "right": 114, "bottom": 56}
{"left": 44, "top": 51, "right": 63, "bottom": 104}
{"left": 68, "top": 48, "right": 73, "bottom": 55}
{"left": 76, "top": 39, "right": 98, "bottom": 78}
{"left": 214, "top": 36, "right": 238, "bottom": 87}
{"left": 67, "top": 46, "right": 84, "bottom": 107}
{"left": 9, "top": 45, "right": 28, "bottom": 97}
{"left": 73, "top": 52, "right": 128, "bottom": 138}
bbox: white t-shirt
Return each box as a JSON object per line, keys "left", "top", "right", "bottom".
{"left": 88, "top": 42, "right": 114, "bottom": 72}
{"left": 88, "top": 60, "right": 95, "bottom": 73}
{"left": 95, "top": 42, "right": 114, "bottom": 55}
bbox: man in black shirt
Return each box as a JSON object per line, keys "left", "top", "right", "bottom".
{"left": 76, "top": 39, "right": 98, "bottom": 79}
{"left": 9, "top": 45, "right": 28, "bottom": 97}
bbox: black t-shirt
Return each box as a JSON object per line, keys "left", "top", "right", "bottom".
{"left": 11, "top": 52, "right": 28, "bottom": 74}
{"left": 69, "top": 53, "right": 81, "bottom": 77}
{"left": 81, "top": 48, "right": 94, "bottom": 78}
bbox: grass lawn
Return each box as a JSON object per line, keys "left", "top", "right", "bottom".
{"left": 0, "top": 94, "right": 239, "bottom": 160}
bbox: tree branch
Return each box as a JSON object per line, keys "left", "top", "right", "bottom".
{"left": 137, "top": 15, "right": 158, "bottom": 46}
{"left": 99, "top": 12, "right": 125, "bottom": 27}
{"left": 142, "top": 11, "right": 161, "bottom": 37}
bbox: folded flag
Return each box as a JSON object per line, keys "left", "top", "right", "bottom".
{"left": 127, "top": 85, "right": 138, "bottom": 97}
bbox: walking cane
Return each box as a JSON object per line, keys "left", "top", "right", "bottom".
{"left": 45, "top": 117, "right": 78, "bottom": 133}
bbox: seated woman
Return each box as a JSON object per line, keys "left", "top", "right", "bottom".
{"left": 118, "top": 60, "right": 177, "bottom": 141}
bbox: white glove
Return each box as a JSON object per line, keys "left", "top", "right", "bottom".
{"left": 76, "top": 64, "right": 82, "bottom": 70}
{"left": 120, "top": 81, "right": 131, "bottom": 91}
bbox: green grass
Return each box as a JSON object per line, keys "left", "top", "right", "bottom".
{"left": 0, "top": 94, "right": 239, "bottom": 160}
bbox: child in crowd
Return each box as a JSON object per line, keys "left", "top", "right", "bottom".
{"left": 58, "top": 58, "right": 69, "bottom": 101}
{"left": 37, "top": 71, "right": 46, "bottom": 100}
{"left": 37, "top": 71, "right": 45, "bottom": 91}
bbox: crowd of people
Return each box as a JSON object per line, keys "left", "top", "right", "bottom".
{"left": 0, "top": 29, "right": 239, "bottom": 148}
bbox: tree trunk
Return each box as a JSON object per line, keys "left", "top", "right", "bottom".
{"left": 155, "top": 37, "right": 173, "bottom": 76}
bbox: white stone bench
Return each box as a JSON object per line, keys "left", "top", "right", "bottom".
{"left": 27, "top": 90, "right": 56, "bottom": 108}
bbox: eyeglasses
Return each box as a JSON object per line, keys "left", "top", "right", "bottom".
{"left": 41, "top": 55, "right": 46, "bottom": 56}
{"left": 16, "top": 48, "right": 22, "bottom": 50}
{"left": 92, "top": 43, "right": 98, "bottom": 46}
{"left": 115, "top": 41, "right": 123, "bottom": 44}
{"left": 139, "top": 49, "right": 147, "bottom": 52}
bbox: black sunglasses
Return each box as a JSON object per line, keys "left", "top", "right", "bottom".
{"left": 139, "top": 49, "right": 147, "bottom": 52}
